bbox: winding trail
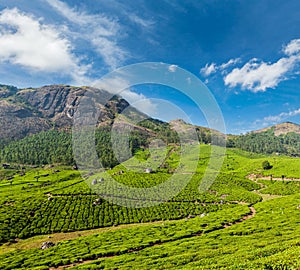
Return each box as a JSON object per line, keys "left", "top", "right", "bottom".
{"left": 246, "top": 174, "right": 290, "bottom": 201}
{"left": 247, "top": 174, "right": 300, "bottom": 182}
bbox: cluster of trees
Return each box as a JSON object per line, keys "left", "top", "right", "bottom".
{"left": 139, "top": 119, "right": 225, "bottom": 146}
{"left": 0, "top": 120, "right": 179, "bottom": 166}
{"left": 3, "top": 117, "right": 299, "bottom": 167}
{"left": 0, "top": 128, "right": 127, "bottom": 167}
{"left": 0, "top": 84, "right": 18, "bottom": 98}
{"left": 227, "top": 130, "right": 300, "bottom": 156}
{"left": 138, "top": 119, "right": 179, "bottom": 144}
{"left": 262, "top": 160, "right": 272, "bottom": 170}
{"left": 0, "top": 130, "right": 73, "bottom": 165}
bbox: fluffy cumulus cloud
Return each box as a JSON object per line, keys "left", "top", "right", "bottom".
{"left": 0, "top": 8, "right": 81, "bottom": 73}
{"left": 0, "top": 0, "right": 132, "bottom": 84}
{"left": 46, "top": 0, "right": 127, "bottom": 69}
{"left": 0, "top": 8, "right": 92, "bottom": 84}
{"left": 201, "top": 39, "right": 300, "bottom": 92}
{"left": 224, "top": 39, "right": 300, "bottom": 92}
{"left": 224, "top": 57, "right": 298, "bottom": 92}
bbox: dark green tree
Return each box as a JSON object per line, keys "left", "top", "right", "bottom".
{"left": 262, "top": 160, "right": 272, "bottom": 170}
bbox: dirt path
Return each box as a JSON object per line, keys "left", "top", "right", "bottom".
{"left": 223, "top": 206, "right": 256, "bottom": 228}
{"left": 50, "top": 205, "right": 256, "bottom": 270}
{"left": 247, "top": 174, "right": 300, "bottom": 182}
{"left": 246, "top": 174, "right": 285, "bottom": 201}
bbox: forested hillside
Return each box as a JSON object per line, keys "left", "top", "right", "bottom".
{"left": 1, "top": 84, "right": 300, "bottom": 166}
{"left": 0, "top": 120, "right": 179, "bottom": 167}
{"left": 227, "top": 128, "right": 300, "bottom": 156}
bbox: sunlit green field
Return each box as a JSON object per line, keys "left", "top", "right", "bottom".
{"left": 0, "top": 145, "right": 300, "bottom": 269}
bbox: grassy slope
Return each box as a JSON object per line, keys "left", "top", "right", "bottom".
{"left": 0, "top": 145, "right": 300, "bottom": 269}
{"left": 71, "top": 195, "right": 300, "bottom": 270}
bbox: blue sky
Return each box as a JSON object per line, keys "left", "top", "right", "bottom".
{"left": 0, "top": 0, "right": 300, "bottom": 134}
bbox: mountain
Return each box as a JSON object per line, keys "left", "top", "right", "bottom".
{"left": 253, "top": 122, "right": 300, "bottom": 136}
{"left": 1, "top": 83, "right": 300, "bottom": 165}
{"left": 0, "top": 84, "right": 182, "bottom": 166}
{"left": 0, "top": 84, "right": 145, "bottom": 141}
{"left": 0, "top": 84, "right": 224, "bottom": 144}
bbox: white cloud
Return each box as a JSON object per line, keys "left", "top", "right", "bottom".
{"left": 200, "top": 58, "right": 240, "bottom": 77}
{"left": 92, "top": 76, "right": 130, "bottom": 94}
{"left": 168, "top": 64, "right": 178, "bottom": 72}
{"left": 92, "top": 76, "right": 157, "bottom": 116}
{"left": 263, "top": 108, "right": 300, "bottom": 123}
{"left": 224, "top": 39, "right": 300, "bottom": 92}
{"left": 283, "top": 39, "right": 300, "bottom": 56}
{"left": 253, "top": 108, "right": 300, "bottom": 128}
{"left": 200, "top": 63, "right": 216, "bottom": 76}
{"left": 128, "top": 14, "right": 154, "bottom": 29}
{"left": 122, "top": 91, "right": 157, "bottom": 116}
{"left": 224, "top": 57, "right": 298, "bottom": 92}
{"left": 220, "top": 58, "right": 240, "bottom": 70}
{"left": 201, "top": 40, "right": 300, "bottom": 92}
{"left": 46, "top": 0, "right": 126, "bottom": 69}
{"left": 0, "top": 8, "right": 84, "bottom": 76}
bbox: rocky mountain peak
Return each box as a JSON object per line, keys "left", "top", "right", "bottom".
{"left": 0, "top": 84, "right": 131, "bottom": 140}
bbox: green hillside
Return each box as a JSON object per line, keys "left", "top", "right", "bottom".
{"left": 228, "top": 128, "right": 300, "bottom": 156}
{"left": 0, "top": 144, "right": 299, "bottom": 269}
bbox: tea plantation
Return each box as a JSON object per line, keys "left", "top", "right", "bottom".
{"left": 0, "top": 145, "right": 299, "bottom": 269}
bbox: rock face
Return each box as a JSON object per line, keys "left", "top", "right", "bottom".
{"left": 0, "top": 99, "right": 52, "bottom": 140}
{"left": 0, "top": 84, "right": 135, "bottom": 140}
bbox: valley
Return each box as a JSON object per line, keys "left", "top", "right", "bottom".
{"left": 0, "top": 145, "right": 300, "bottom": 269}
{"left": 1, "top": 1, "right": 300, "bottom": 269}
{"left": 0, "top": 84, "right": 300, "bottom": 269}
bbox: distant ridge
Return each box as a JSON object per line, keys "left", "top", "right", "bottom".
{"left": 253, "top": 122, "right": 300, "bottom": 136}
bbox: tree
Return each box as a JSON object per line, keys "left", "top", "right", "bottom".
{"left": 262, "top": 160, "right": 272, "bottom": 170}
